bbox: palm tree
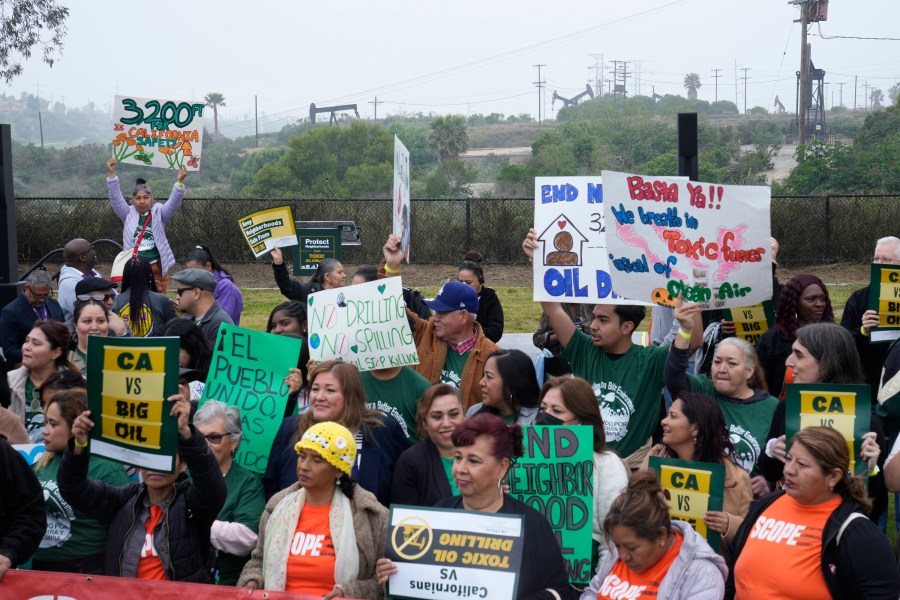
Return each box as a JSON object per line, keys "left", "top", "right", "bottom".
{"left": 428, "top": 115, "right": 468, "bottom": 163}
{"left": 204, "top": 92, "right": 226, "bottom": 134}
{"left": 683, "top": 73, "right": 702, "bottom": 101}
{"left": 870, "top": 88, "right": 884, "bottom": 110}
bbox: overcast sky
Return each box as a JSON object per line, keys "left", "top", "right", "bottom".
{"left": 6, "top": 0, "right": 899, "bottom": 137}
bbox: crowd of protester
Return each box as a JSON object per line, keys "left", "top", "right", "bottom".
{"left": 0, "top": 163, "right": 899, "bottom": 599}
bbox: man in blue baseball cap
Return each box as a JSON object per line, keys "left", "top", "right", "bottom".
{"left": 381, "top": 236, "right": 500, "bottom": 409}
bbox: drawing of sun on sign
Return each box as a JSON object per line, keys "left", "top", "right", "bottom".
{"left": 537, "top": 215, "right": 588, "bottom": 266}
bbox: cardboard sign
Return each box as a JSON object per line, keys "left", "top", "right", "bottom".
{"left": 112, "top": 95, "right": 205, "bottom": 170}
{"left": 508, "top": 425, "right": 594, "bottom": 586}
{"left": 533, "top": 176, "right": 649, "bottom": 304}
{"left": 3, "top": 570, "right": 344, "bottom": 600}
{"left": 784, "top": 383, "right": 872, "bottom": 476}
{"left": 199, "top": 324, "right": 303, "bottom": 475}
{"left": 394, "top": 135, "right": 412, "bottom": 262}
{"left": 386, "top": 504, "right": 524, "bottom": 600}
{"left": 723, "top": 301, "right": 775, "bottom": 346}
{"left": 648, "top": 456, "right": 726, "bottom": 552}
{"left": 86, "top": 336, "right": 181, "bottom": 473}
{"left": 237, "top": 205, "right": 298, "bottom": 258}
{"left": 292, "top": 228, "right": 343, "bottom": 275}
{"left": 307, "top": 277, "right": 419, "bottom": 371}
{"left": 868, "top": 264, "right": 900, "bottom": 343}
{"left": 602, "top": 171, "right": 772, "bottom": 310}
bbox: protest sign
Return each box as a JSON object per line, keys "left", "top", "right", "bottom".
{"left": 508, "top": 425, "right": 594, "bottom": 586}
{"left": 602, "top": 170, "right": 772, "bottom": 310}
{"left": 237, "top": 205, "right": 298, "bottom": 258}
{"left": 112, "top": 95, "right": 205, "bottom": 170}
{"left": 533, "top": 176, "right": 650, "bottom": 304}
{"left": 292, "top": 228, "right": 343, "bottom": 275}
{"left": 648, "top": 456, "right": 725, "bottom": 552}
{"left": 785, "top": 383, "right": 871, "bottom": 476}
{"left": 200, "top": 324, "right": 303, "bottom": 474}
{"left": 4, "top": 570, "right": 342, "bottom": 600}
{"left": 85, "top": 336, "right": 180, "bottom": 472}
{"left": 868, "top": 263, "right": 900, "bottom": 343}
{"left": 386, "top": 504, "right": 524, "bottom": 600}
{"left": 723, "top": 301, "right": 775, "bottom": 345}
{"left": 307, "top": 277, "right": 418, "bottom": 371}
{"left": 394, "top": 135, "right": 412, "bottom": 262}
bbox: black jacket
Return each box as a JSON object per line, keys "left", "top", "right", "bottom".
{"left": 476, "top": 286, "right": 504, "bottom": 343}
{"left": 0, "top": 293, "right": 64, "bottom": 369}
{"left": 0, "top": 435, "right": 46, "bottom": 566}
{"left": 272, "top": 261, "right": 322, "bottom": 303}
{"left": 389, "top": 438, "right": 454, "bottom": 507}
{"left": 436, "top": 495, "right": 578, "bottom": 600}
{"left": 58, "top": 428, "right": 226, "bottom": 582}
{"left": 840, "top": 287, "right": 891, "bottom": 406}
{"left": 726, "top": 491, "right": 900, "bottom": 600}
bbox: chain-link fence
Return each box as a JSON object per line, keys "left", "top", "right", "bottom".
{"left": 14, "top": 194, "right": 900, "bottom": 267}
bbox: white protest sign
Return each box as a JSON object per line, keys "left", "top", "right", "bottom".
{"left": 602, "top": 170, "right": 772, "bottom": 310}
{"left": 307, "top": 277, "right": 419, "bottom": 371}
{"left": 112, "top": 95, "right": 205, "bottom": 171}
{"left": 533, "top": 176, "right": 649, "bottom": 304}
{"left": 394, "top": 136, "right": 411, "bottom": 262}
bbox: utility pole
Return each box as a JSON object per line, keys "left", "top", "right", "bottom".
{"left": 837, "top": 82, "right": 844, "bottom": 107}
{"left": 854, "top": 75, "right": 858, "bottom": 109}
{"left": 588, "top": 54, "right": 604, "bottom": 96}
{"left": 863, "top": 81, "right": 870, "bottom": 110}
{"left": 740, "top": 67, "right": 751, "bottom": 113}
{"left": 533, "top": 64, "right": 546, "bottom": 124}
{"left": 610, "top": 60, "right": 619, "bottom": 105}
{"left": 711, "top": 68, "right": 722, "bottom": 102}
{"left": 38, "top": 111, "right": 44, "bottom": 148}
{"left": 797, "top": 0, "right": 810, "bottom": 143}
{"left": 369, "top": 96, "right": 380, "bottom": 120}
{"left": 254, "top": 95, "right": 259, "bottom": 147}
{"left": 734, "top": 61, "right": 740, "bottom": 108}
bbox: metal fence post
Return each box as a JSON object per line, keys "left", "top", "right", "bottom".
{"left": 824, "top": 195, "right": 833, "bottom": 263}
{"left": 465, "top": 197, "right": 472, "bottom": 251}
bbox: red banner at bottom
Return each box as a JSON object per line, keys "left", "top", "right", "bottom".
{"left": 3, "top": 569, "right": 358, "bottom": 599}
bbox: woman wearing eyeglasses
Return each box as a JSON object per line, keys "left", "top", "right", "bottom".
{"left": 193, "top": 400, "right": 265, "bottom": 586}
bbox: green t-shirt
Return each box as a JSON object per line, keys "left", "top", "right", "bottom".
{"left": 133, "top": 214, "right": 160, "bottom": 263}
{"left": 440, "top": 455, "right": 460, "bottom": 496}
{"left": 562, "top": 330, "right": 668, "bottom": 457}
{"left": 688, "top": 374, "right": 779, "bottom": 476}
{"left": 362, "top": 367, "right": 431, "bottom": 443}
{"left": 33, "top": 454, "right": 129, "bottom": 562}
{"left": 440, "top": 350, "right": 470, "bottom": 391}
{"left": 216, "top": 464, "right": 266, "bottom": 585}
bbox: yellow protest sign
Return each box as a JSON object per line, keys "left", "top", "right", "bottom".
{"left": 649, "top": 457, "right": 725, "bottom": 552}
{"left": 237, "top": 205, "right": 298, "bottom": 258}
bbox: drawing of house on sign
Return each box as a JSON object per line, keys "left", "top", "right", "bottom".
{"left": 538, "top": 215, "right": 588, "bottom": 266}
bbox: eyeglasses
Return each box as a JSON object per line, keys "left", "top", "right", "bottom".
{"left": 26, "top": 288, "right": 53, "bottom": 300}
{"left": 76, "top": 292, "right": 115, "bottom": 302}
{"left": 874, "top": 257, "right": 900, "bottom": 265}
{"left": 176, "top": 287, "right": 198, "bottom": 296}
{"left": 203, "top": 433, "right": 228, "bottom": 445}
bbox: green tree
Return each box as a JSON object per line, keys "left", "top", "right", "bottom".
{"left": 428, "top": 115, "right": 468, "bottom": 162}
{"left": 870, "top": 88, "right": 884, "bottom": 110}
{"left": 421, "top": 160, "right": 475, "bottom": 198}
{"left": 244, "top": 120, "right": 392, "bottom": 197}
{"left": 204, "top": 92, "right": 226, "bottom": 135}
{"left": 888, "top": 82, "right": 900, "bottom": 106}
{"left": 683, "top": 73, "right": 702, "bottom": 101}
{"left": 1, "top": 0, "right": 68, "bottom": 82}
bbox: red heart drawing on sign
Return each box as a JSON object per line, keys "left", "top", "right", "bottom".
{"left": 557, "top": 220, "right": 567, "bottom": 228}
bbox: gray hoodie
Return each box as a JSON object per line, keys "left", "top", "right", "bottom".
{"left": 581, "top": 520, "right": 727, "bottom": 600}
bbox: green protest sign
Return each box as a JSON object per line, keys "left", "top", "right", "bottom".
{"left": 199, "top": 324, "right": 304, "bottom": 474}
{"left": 85, "top": 336, "right": 181, "bottom": 473}
{"left": 292, "top": 228, "right": 342, "bottom": 276}
{"left": 649, "top": 456, "right": 725, "bottom": 552}
{"left": 508, "top": 425, "right": 594, "bottom": 586}
{"left": 386, "top": 504, "right": 524, "bottom": 600}
{"left": 723, "top": 300, "right": 775, "bottom": 346}
{"left": 867, "top": 263, "right": 900, "bottom": 344}
{"left": 784, "top": 383, "right": 871, "bottom": 476}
